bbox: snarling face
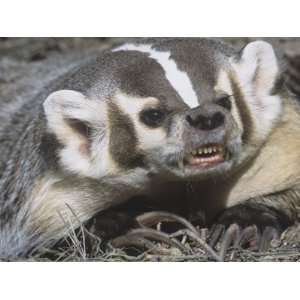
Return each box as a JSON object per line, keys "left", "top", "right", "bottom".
{"left": 43, "top": 39, "right": 283, "bottom": 182}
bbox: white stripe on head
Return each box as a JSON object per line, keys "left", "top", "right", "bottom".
{"left": 113, "top": 44, "right": 199, "bottom": 108}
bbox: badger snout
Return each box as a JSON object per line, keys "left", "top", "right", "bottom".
{"left": 180, "top": 104, "right": 229, "bottom": 168}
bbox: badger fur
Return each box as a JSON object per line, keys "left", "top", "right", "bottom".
{"left": 0, "top": 38, "right": 299, "bottom": 258}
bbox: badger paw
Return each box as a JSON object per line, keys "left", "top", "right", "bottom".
{"left": 209, "top": 203, "right": 292, "bottom": 257}
{"left": 216, "top": 203, "right": 290, "bottom": 232}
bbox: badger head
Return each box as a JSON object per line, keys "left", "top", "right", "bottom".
{"left": 43, "top": 39, "right": 284, "bottom": 182}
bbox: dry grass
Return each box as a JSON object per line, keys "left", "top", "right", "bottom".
{"left": 23, "top": 215, "right": 300, "bottom": 262}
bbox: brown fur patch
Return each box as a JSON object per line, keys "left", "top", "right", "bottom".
{"left": 107, "top": 101, "right": 144, "bottom": 169}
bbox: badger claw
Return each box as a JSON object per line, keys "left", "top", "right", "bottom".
{"left": 218, "top": 224, "right": 241, "bottom": 260}
{"left": 110, "top": 235, "right": 156, "bottom": 251}
{"left": 127, "top": 228, "right": 191, "bottom": 254}
{"left": 136, "top": 211, "right": 199, "bottom": 234}
{"left": 208, "top": 223, "right": 281, "bottom": 260}
{"left": 209, "top": 224, "right": 226, "bottom": 248}
{"left": 234, "top": 225, "right": 259, "bottom": 250}
{"left": 209, "top": 203, "right": 289, "bottom": 256}
{"left": 109, "top": 211, "right": 222, "bottom": 261}
{"left": 259, "top": 226, "right": 280, "bottom": 252}
{"left": 111, "top": 228, "right": 191, "bottom": 255}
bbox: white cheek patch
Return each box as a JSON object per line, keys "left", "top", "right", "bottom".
{"left": 114, "top": 93, "right": 167, "bottom": 149}
{"left": 113, "top": 43, "right": 199, "bottom": 108}
{"left": 59, "top": 130, "right": 118, "bottom": 179}
{"left": 89, "top": 130, "right": 119, "bottom": 177}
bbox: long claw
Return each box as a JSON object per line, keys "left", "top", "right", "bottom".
{"left": 125, "top": 228, "right": 191, "bottom": 254}
{"left": 136, "top": 211, "right": 199, "bottom": 234}
{"left": 111, "top": 235, "right": 184, "bottom": 256}
{"left": 209, "top": 224, "right": 226, "bottom": 248}
{"left": 110, "top": 212, "right": 223, "bottom": 261}
{"left": 259, "top": 226, "right": 280, "bottom": 252}
{"left": 110, "top": 235, "right": 156, "bottom": 251}
{"left": 234, "top": 225, "right": 259, "bottom": 250}
{"left": 219, "top": 224, "right": 240, "bottom": 260}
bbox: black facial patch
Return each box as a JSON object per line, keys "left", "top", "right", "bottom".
{"left": 108, "top": 101, "right": 145, "bottom": 169}
{"left": 228, "top": 72, "right": 253, "bottom": 144}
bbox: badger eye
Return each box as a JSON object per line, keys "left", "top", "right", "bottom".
{"left": 215, "top": 95, "right": 232, "bottom": 111}
{"left": 140, "top": 108, "right": 166, "bottom": 127}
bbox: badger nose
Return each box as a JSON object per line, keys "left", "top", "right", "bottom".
{"left": 186, "top": 111, "right": 225, "bottom": 130}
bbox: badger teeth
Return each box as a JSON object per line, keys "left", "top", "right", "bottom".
{"left": 190, "top": 144, "right": 225, "bottom": 157}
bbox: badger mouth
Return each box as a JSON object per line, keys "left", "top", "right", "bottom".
{"left": 184, "top": 143, "right": 227, "bottom": 168}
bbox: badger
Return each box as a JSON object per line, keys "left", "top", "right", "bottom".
{"left": 0, "top": 38, "right": 299, "bottom": 258}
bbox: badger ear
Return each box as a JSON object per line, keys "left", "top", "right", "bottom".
{"left": 229, "top": 41, "right": 283, "bottom": 141}
{"left": 43, "top": 90, "right": 109, "bottom": 177}
{"left": 43, "top": 89, "right": 107, "bottom": 149}
{"left": 232, "top": 41, "right": 280, "bottom": 95}
{"left": 43, "top": 90, "right": 106, "bottom": 146}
